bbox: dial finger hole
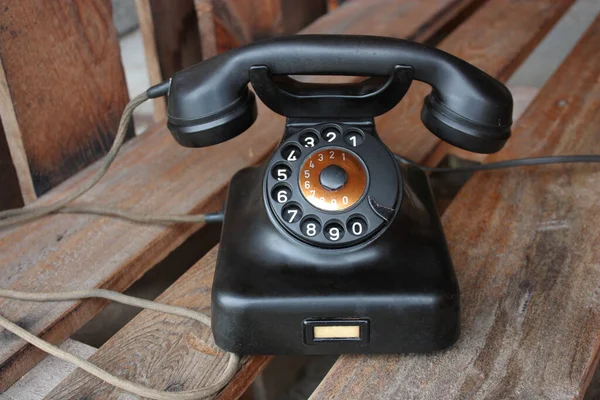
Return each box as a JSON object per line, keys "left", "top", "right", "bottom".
{"left": 282, "top": 203, "right": 303, "bottom": 224}
{"left": 299, "top": 131, "right": 319, "bottom": 148}
{"left": 301, "top": 217, "right": 322, "bottom": 237}
{"left": 271, "top": 163, "right": 292, "bottom": 181}
{"left": 271, "top": 184, "right": 292, "bottom": 204}
{"left": 347, "top": 216, "right": 367, "bottom": 237}
{"left": 281, "top": 144, "right": 302, "bottom": 162}
{"left": 321, "top": 127, "right": 340, "bottom": 143}
{"left": 324, "top": 221, "right": 345, "bottom": 242}
{"left": 344, "top": 130, "right": 364, "bottom": 147}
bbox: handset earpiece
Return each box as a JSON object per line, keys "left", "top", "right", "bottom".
{"left": 419, "top": 65, "right": 513, "bottom": 153}
{"left": 165, "top": 35, "right": 512, "bottom": 153}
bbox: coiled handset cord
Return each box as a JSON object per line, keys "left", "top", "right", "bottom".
{"left": 1, "top": 82, "right": 600, "bottom": 398}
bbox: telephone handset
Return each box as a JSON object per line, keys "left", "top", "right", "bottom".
{"left": 167, "top": 35, "right": 512, "bottom": 152}
{"left": 165, "top": 35, "right": 513, "bottom": 355}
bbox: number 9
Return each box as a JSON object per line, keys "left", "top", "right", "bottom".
{"left": 329, "top": 227, "right": 340, "bottom": 241}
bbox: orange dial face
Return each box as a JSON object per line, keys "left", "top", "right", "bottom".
{"left": 299, "top": 148, "right": 368, "bottom": 211}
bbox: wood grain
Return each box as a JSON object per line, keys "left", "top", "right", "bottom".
{"left": 145, "top": 0, "right": 204, "bottom": 81}
{"left": 311, "top": 14, "right": 600, "bottom": 400}
{"left": 0, "top": 0, "right": 133, "bottom": 197}
{"left": 4, "top": 339, "right": 96, "bottom": 400}
{"left": 194, "top": 0, "right": 328, "bottom": 58}
{"left": 40, "top": 2, "right": 581, "bottom": 398}
{"left": 134, "top": 0, "right": 169, "bottom": 122}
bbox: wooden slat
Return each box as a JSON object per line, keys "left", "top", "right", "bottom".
{"left": 134, "top": 0, "right": 175, "bottom": 121}
{"left": 0, "top": 0, "right": 132, "bottom": 198}
{"left": 311, "top": 14, "right": 600, "bottom": 400}
{"left": 44, "top": 1, "right": 580, "bottom": 397}
{"left": 141, "top": 0, "right": 203, "bottom": 83}
{"left": 4, "top": 340, "right": 96, "bottom": 400}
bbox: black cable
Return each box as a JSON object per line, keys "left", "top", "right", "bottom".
{"left": 394, "top": 154, "right": 600, "bottom": 173}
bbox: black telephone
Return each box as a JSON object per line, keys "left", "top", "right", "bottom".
{"left": 164, "top": 35, "right": 513, "bottom": 355}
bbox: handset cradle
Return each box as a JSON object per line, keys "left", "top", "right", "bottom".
{"left": 249, "top": 64, "right": 414, "bottom": 118}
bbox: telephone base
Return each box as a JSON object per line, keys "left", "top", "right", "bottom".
{"left": 211, "top": 164, "right": 460, "bottom": 355}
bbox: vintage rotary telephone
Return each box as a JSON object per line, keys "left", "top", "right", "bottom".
{"left": 164, "top": 35, "right": 513, "bottom": 355}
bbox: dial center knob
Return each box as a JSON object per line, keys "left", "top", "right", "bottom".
{"left": 319, "top": 165, "right": 347, "bottom": 191}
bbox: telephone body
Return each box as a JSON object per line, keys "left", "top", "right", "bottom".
{"left": 164, "top": 35, "right": 513, "bottom": 354}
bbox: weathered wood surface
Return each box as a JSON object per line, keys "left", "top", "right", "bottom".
{"left": 43, "top": 2, "right": 581, "bottom": 398}
{"left": 311, "top": 15, "right": 600, "bottom": 400}
{"left": 4, "top": 340, "right": 96, "bottom": 400}
{"left": 0, "top": 0, "right": 132, "bottom": 198}
{"left": 0, "top": 0, "right": 484, "bottom": 391}
{"left": 134, "top": 0, "right": 181, "bottom": 121}
{"left": 195, "top": 0, "right": 328, "bottom": 58}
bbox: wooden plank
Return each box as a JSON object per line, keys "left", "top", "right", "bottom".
{"left": 0, "top": 0, "right": 132, "bottom": 198}
{"left": 4, "top": 340, "right": 96, "bottom": 400}
{"left": 134, "top": 0, "right": 171, "bottom": 122}
{"left": 2, "top": 0, "right": 485, "bottom": 395}
{"left": 311, "top": 14, "right": 600, "bottom": 400}
{"left": 142, "top": 0, "right": 203, "bottom": 83}
{"left": 43, "top": 2, "right": 580, "bottom": 397}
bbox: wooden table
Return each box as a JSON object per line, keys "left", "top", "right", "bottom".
{"left": 1, "top": 0, "right": 598, "bottom": 399}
